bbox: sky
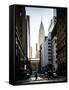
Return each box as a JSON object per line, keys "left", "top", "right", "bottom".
{"left": 25, "top": 7, "right": 54, "bottom": 58}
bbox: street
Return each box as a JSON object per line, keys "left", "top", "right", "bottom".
{"left": 18, "top": 73, "right": 66, "bottom": 84}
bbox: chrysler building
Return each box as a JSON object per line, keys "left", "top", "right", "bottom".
{"left": 39, "top": 20, "right": 45, "bottom": 47}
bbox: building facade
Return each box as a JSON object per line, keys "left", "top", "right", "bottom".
{"left": 51, "top": 16, "right": 57, "bottom": 72}
{"left": 40, "top": 37, "right": 48, "bottom": 67}
{"left": 52, "top": 36, "right": 57, "bottom": 71}
{"left": 39, "top": 33, "right": 52, "bottom": 73}
{"left": 56, "top": 8, "right": 67, "bottom": 76}
{"left": 48, "top": 32, "right": 52, "bottom": 64}
{"left": 30, "top": 58, "right": 40, "bottom": 73}
{"left": 15, "top": 6, "right": 32, "bottom": 80}
{"left": 26, "top": 16, "right": 30, "bottom": 59}
{"left": 48, "top": 16, "right": 57, "bottom": 65}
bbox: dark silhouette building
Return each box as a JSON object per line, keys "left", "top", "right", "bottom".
{"left": 51, "top": 8, "right": 67, "bottom": 77}
{"left": 15, "top": 6, "right": 32, "bottom": 80}
{"left": 56, "top": 8, "right": 67, "bottom": 77}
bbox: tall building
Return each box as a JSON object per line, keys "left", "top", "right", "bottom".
{"left": 48, "top": 16, "right": 56, "bottom": 32}
{"left": 26, "top": 16, "right": 30, "bottom": 59}
{"left": 39, "top": 20, "right": 45, "bottom": 47}
{"left": 39, "top": 36, "right": 48, "bottom": 73}
{"left": 48, "top": 32, "right": 52, "bottom": 64}
{"left": 35, "top": 43, "right": 39, "bottom": 58}
{"left": 38, "top": 20, "right": 45, "bottom": 72}
{"left": 16, "top": 6, "right": 27, "bottom": 61}
{"left": 15, "top": 6, "right": 32, "bottom": 80}
{"left": 56, "top": 8, "right": 67, "bottom": 76}
{"left": 29, "top": 47, "right": 32, "bottom": 59}
{"left": 40, "top": 36, "right": 48, "bottom": 67}
{"left": 48, "top": 16, "right": 57, "bottom": 65}
{"left": 39, "top": 18, "right": 56, "bottom": 72}
{"left": 51, "top": 16, "right": 57, "bottom": 72}
{"left": 15, "top": 6, "right": 28, "bottom": 80}
{"left": 52, "top": 36, "right": 57, "bottom": 71}
{"left": 51, "top": 8, "right": 67, "bottom": 77}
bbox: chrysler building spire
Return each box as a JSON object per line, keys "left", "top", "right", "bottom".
{"left": 39, "top": 19, "right": 45, "bottom": 47}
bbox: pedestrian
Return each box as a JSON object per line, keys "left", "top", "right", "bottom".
{"left": 35, "top": 72, "right": 38, "bottom": 80}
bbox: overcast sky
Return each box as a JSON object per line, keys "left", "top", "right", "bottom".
{"left": 25, "top": 7, "right": 54, "bottom": 58}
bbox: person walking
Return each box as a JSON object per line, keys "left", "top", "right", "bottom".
{"left": 35, "top": 72, "right": 38, "bottom": 80}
